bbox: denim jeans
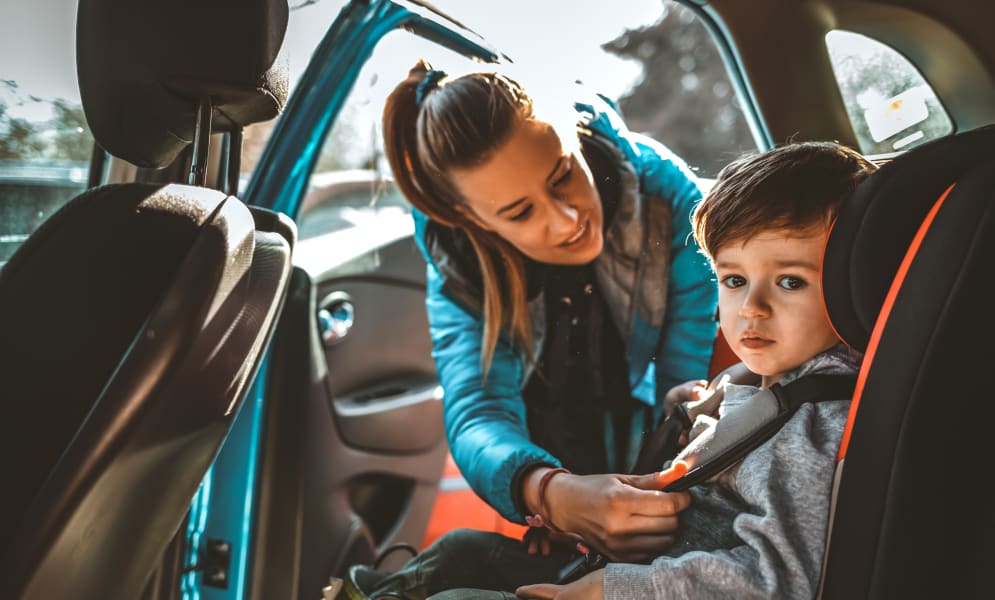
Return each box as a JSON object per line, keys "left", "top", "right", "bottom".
{"left": 368, "top": 529, "right": 578, "bottom": 600}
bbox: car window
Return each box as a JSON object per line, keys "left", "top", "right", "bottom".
{"left": 0, "top": 4, "right": 94, "bottom": 264}
{"left": 594, "top": 1, "right": 758, "bottom": 177}
{"left": 273, "top": 0, "right": 754, "bottom": 251}
{"left": 826, "top": 30, "right": 954, "bottom": 156}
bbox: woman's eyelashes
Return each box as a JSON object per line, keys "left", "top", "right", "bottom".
{"left": 552, "top": 159, "right": 573, "bottom": 188}
{"left": 509, "top": 204, "right": 533, "bottom": 221}
{"left": 506, "top": 157, "right": 574, "bottom": 223}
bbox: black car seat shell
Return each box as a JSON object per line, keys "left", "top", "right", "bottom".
{"left": 820, "top": 125, "right": 995, "bottom": 598}
{"left": 0, "top": 0, "right": 293, "bottom": 598}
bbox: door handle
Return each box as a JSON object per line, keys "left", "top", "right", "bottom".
{"left": 318, "top": 291, "right": 354, "bottom": 346}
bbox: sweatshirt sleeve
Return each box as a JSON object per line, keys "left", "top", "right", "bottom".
{"left": 603, "top": 401, "right": 849, "bottom": 599}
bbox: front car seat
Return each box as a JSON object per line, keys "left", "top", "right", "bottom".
{"left": 819, "top": 124, "right": 995, "bottom": 597}
{"left": 0, "top": 0, "right": 294, "bottom": 598}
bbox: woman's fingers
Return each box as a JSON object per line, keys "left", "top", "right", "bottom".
{"left": 516, "top": 583, "right": 559, "bottom": 599}
{"left": 622, "top": 461, "right": 690, "bottom": 496}
{"left": 517, "top": 570, "right": 605, "bottom": 600}
{"left": 543, "top": 472, "right": 690, "bottom": 557}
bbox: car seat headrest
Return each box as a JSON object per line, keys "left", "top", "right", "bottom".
{"left": 76, "top": 0, "right": 289, "bottom": 168}
{"left": 823, "top": 124, "right": 995, "bottom": 351}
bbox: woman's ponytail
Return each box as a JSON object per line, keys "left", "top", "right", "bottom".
{"left": 382, "top": 61, "right": 535, "bottom": 375}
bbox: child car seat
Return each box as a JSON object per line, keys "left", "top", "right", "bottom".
{"left": 819, "top": 124, "right": 995, "bottom": 598}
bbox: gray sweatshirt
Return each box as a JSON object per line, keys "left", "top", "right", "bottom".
{"left": 604, "top": 346, "right": 861, "bottom": 599}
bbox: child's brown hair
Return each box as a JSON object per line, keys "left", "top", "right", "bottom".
{"left": 693, "top": 141, "right": 877, "bottom": 260}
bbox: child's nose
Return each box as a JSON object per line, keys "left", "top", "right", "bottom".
{"left": 739, "top": 288, "right": 771, "bottom": 318}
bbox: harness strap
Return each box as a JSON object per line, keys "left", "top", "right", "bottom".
{"left": 556, "top": 372, "right": 858, "bottom": 585}
{"left": 663, "top": 373, "right": 857, "bottom": 492}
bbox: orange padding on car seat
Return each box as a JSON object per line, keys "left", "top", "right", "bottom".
{"left": 822, "top": 217, "right": 848, "bottom": 348}
{"left": 708, "top": 327, "right": 739, "bottom": 380}
{"left": 837, "top": 183, "right": 956, "bottom": 462}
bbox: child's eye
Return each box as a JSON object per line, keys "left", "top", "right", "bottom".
{"left": 720, "top": 275, "right": 746, "bottom": 289}
{"left": 777, "top": 276, "right": 807, "bottom": 290}
{"left": 509, "top": 205, "right": 533, "bottom": 222}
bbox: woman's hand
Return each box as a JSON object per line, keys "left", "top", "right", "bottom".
{"left": 663, "top": 378, "right": 709, "bottom": 418}
{"left": 522, "top": 527, "right": 577, "bottom": 556}
{"left": 664, "top": 362, "right": 760, "bottom": 425}
{"left": 516, "top": 569, "right": 604, "bottom": 599}
{"left": 524, "top": 462, "right": 691, "bottom": 562}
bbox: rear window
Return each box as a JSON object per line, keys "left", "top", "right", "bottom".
{"left": 826, "top": 30, "right": 953, "bottom": 156}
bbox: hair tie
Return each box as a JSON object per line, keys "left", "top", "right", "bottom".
{"left": 415, "top": 69, "right": 447, "bottom": 106}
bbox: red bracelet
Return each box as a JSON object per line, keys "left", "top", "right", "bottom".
{"left": 524, "top": 467, "right": 570, "bottom": 533}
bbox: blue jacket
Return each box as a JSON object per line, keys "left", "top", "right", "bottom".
{"left": 412, "top": 94, "right": 717, "bottom": 522}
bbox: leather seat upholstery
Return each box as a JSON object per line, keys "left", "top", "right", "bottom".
{"left": 0, "top": 1, "right": 294, "bottom": 598}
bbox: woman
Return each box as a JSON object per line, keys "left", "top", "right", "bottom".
{"left": 382, "top": 60, "right": 717, "bottom": 561}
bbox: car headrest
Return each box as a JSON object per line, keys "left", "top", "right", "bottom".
{"left": 76, "top": 0, "right": 289, "bottom": 168}
{"left": 823, "top": 124, "right": 995, "bottom": 351}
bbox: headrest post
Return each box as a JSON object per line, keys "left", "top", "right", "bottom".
{"left": 188, "top": 97, "right": 213, "bottom": 186}
{"left": 220, "top": 129, "right": 243, "bottom": 197}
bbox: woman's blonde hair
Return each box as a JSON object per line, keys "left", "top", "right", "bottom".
{"left": 382, "top": 60, "right": 536, "bottom": 374}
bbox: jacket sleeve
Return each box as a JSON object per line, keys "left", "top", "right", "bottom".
{"left": 631, "top": 132, "right": 718, "bottom": 397}
{"left": 417, "top": 231, "right": 560, "bottom": 523}
{"left": 602, "top": 401, "right": 848, "bottom": 599}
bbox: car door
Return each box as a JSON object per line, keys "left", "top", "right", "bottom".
{"left": 172, "top": 2, "right": 766, "bottom": 598}
{"left": 166, "top": 4, "right": 509, "bottom": 599}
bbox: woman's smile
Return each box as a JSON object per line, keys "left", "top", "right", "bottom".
{"left": 558, "top": 217, "right": 590, "bottom": 247}
{"left": 450, "top": 118, "right": 604, "bottom": 265}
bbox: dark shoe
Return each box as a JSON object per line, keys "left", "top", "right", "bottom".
{"left": 342, "top": 564, "right": 395, "bottom": 600}
{"left": 341, "top": 540, "right": 418, "bottom": 600}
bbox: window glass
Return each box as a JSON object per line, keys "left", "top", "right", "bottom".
{"left": 277, "top": 0, "right": 755, "bottom": 253}
{"left": 826, "top": 30, "right": 953, "bottom": 156}
{"left": 595, "top": 1, "right": 757, "bottom": 178}
{"left": 0, "top": 2, "right": 94, "bottom": 263}
{"left": 239, "top": 0, "right": 350, "bottom": 185}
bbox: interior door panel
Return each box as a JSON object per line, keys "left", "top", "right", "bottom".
{"left": 282, "top": 232, "right": 446, "bottom": 598}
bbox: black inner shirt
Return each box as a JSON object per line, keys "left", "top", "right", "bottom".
{"left": 520, "top": 131, "right": 642, "bottom": 474}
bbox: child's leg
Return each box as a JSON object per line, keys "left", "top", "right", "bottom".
{"left": 367, "top": 528, "right": 574, "bottom": 600}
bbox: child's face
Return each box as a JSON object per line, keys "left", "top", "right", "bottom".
{"left": 714, "top": 226, "right": 841, "bottom": 388}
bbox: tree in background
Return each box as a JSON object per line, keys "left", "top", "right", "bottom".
{"left": 0, "top": 80, "right": 92, "bottom": 162}
{"left": 50, "top": 99, "right": 93, "bottom": 161}
{"left": 603, "top": 2, "right": 755, "bottom": 177}
{"left": 1, "top": 82, "right": 47, "bottom": 160}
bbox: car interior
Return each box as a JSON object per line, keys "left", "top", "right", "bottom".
{"left": 0, "top": 0, "right": 992, "bottom": 599}
{"left": 0, "top": 0, "right": 295, "bottom": 597}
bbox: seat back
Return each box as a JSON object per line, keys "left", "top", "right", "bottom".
{"left": 0, "top": 0, "right": 292, "bottom": 598}
{"left": 819, "top": 125, "right": 995, "bottom": 598}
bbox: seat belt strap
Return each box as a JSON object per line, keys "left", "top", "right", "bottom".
{"left": 663, "top": 373, "right": 857, "bottom": 492}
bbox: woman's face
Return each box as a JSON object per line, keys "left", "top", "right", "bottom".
{"left": 449, "top": 118, "right": 604, "bottom": 265}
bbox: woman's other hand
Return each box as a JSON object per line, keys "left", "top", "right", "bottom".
{"left": 516, "top": 569, "right": 604, "bottom": 599}
{"left": 522, "top": 527, "right": 577, "bottom": 557}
